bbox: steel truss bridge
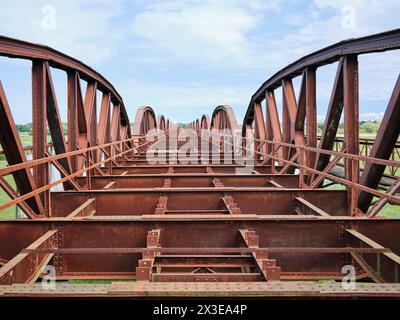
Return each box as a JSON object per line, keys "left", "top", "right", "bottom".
{"left": 0, "top": 29, "right": 400, "bottom": 298}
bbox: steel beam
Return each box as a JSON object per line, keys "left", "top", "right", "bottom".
{"left": 266, "top": 91, "right": 283, "bottom": 160}
{"left": 0, "top": 81, "right": 43, "bottom": 216}
{"left": 49, "top": 189, "right": 348, "bottom": 217}
{"left": 343, "top": 55, "right": 360, "bottom": 214}
{"left": 358, "top": 73, "right": 400, "bottom": 212}
{"left": 45, "top": 64, "right": 73, "bottom": 191}
{"left": 314, "top": 60, "right": 344, "bottom": 174}
{"left": 32, "top": 60, "right": 49, "bottom": 214}
{"left": 305, "top": 68, "right": 317, "bottom": 170}
{"left": 0, "top": 219, "right": 398, "bottom": 281}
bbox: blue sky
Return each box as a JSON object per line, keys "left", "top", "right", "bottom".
{"left": 0, "top": 0, "right": 399, "bottom": 125}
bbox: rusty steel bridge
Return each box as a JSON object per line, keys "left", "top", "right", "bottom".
{"left": 0, "top": 29, "right": 400, "bottom": 298}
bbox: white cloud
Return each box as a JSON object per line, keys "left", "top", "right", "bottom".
{"left": 118, "top": 78, "right": 254, "bottom": 123}
{"left": 0, "top": 0, "right": 398, "bottom": 125}
{"left": 290, "top": 0, "right": 400, "bottom": 48}
{"left": 130, "top": 1, "right": 278, "bottom": 68}
{"left": 267, "top": 0, "right": 400, "bottom": 105}
{"left": 0, "top": 0, "right": 123, "bottom": 65}
{"left": 144, "top": 0, "right": 282, "bottom": 14}
{"left": 360, "top": 112, "right": 384, "bottom": 121}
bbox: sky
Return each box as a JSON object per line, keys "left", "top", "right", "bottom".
{"left": 0, "top": 0, "right": 399, "bottom": 125}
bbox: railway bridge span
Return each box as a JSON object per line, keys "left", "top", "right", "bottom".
{"left": 0, "top": 29, "right": 400, "bottom": 297}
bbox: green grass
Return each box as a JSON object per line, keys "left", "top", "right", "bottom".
{"left": 68, "top": 280, "right": 113, "bottom": 284}
{"left": 0, "top": 134, "right": 51, "bottom": 220}
{"left": 377, "top": 203, "right": 400, "bottom": 217}
{"left": 19, "top": 135, "right": 33, "bottom": 146}
{"left": 325, "top": 183, "right": 400, "bottom": 217}
{"left": 359, "top": 133, "right": 381, "bottom": 139}
{"left": 0, "top": 160, "right": 17, "bottom": 219}
{"left": 0, "top": 134, "right": 52, "bottom": 151}
{"left": 319, "top": 130, "right": 387, "bottom": 140}
{"left": 323, "top": 132, "right": 400, "bottom": 176}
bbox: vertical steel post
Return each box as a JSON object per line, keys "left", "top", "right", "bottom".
{"left": 343, "top": 55, "right": 359, "bottom": 215}
{"left": 282, "top": 86, "right": 290, "bottom": 160}
{"left": 358, "top": 73, "right": 400, "bottom": 211}
{"left": 67, "top": 72, "right": 78, "bottom": 173}
{"left": 306, "top": 67, "right": 317, "bottom": 172}
{"left": 266, "top": 91, "right": 284, "bottom": 162}
{"left": 32, "top": 60, "right": 49, "bottom": 215}
{"left": 254, "top": 102, "right": 267, "bottom": 163}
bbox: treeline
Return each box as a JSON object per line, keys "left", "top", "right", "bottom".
{"left": 16, "top": 123, "right": 32, "bottom": 133}
{"left": 317, "top": 120, "right": 381, "bottom": 134}
{"left": 16, "top": 123, "right": 68, "bottom": 135}
{"left": 15, "top": 121, "right": 381, "bottom": 135}
{"left": 16, "top": 122, "right": 189, "bottom": 132}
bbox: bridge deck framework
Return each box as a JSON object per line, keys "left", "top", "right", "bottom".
{"left": 0, "top": 30, "right": 400, "bottom": 297}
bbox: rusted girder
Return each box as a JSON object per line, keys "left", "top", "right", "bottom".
{"left": 1, "top": 29, "right": 400, "bottom": 297}
{"left": 0, "top": 218, "right": 399, "bottom": 283}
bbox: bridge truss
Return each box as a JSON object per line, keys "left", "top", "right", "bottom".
{"left": 0, "top": 30, "right": 400, "bottom": 297}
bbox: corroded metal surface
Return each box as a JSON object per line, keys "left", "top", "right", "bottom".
{"left": 1, "top": 282, "right": 399, "bottom": 298}
{"left": 0, "top": 29, "right": 400, "bottom": 297}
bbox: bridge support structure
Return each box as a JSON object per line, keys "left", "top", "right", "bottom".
{"left": 0, "top": 30, "right": 400, "bottom": 297}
